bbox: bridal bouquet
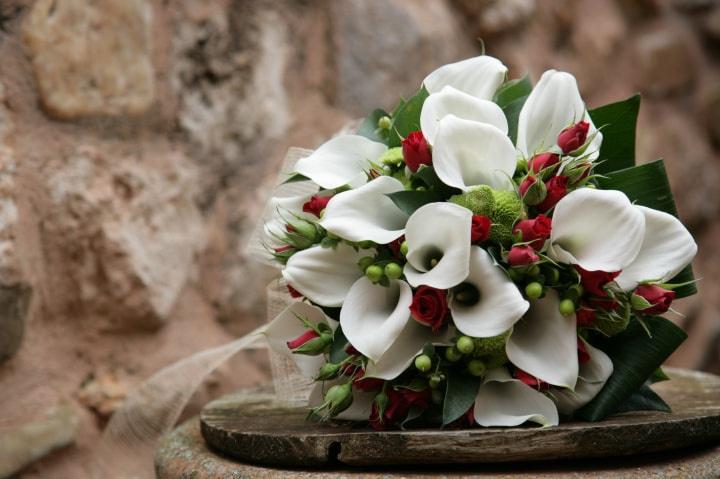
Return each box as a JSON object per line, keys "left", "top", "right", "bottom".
{"left": 261, "top": 55, "right": 698, "bottom": 429}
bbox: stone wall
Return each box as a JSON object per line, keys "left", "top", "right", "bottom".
{"left": 0, "top": 0, "right": 718, "bottom": 476}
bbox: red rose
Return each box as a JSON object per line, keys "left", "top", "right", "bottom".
{"left": 345, "top": 344, "right": 361, "bottom": 356}
{"left": 388, "top": 235, "right": 405, "bottom": 258}
{"left": 633, "top": 285, "right": 676, "bottom": 315}
{"left": 409, "top": 286, "right": 449, "bottom": 332}
{"left": 402, "top": 131, "right": 432, "bottom": 172}
{"left": 507, "top": 245, "right": 539, "bottom": 266}
{"left": 575, "top": 265, "right": 620, "bottom": 297}
{"left": 379, "top": 387, "right": 432, "bottom": 428}
{"left": 587, "top": 297, "right": 620, "bottom": 311}
{"left": 471, "top": 215, "right": 492, "bottom": 243}
{"left": 287, "top": 284, "right": 302, "bottom": 298}
{"left": 286, "top": 329, "right": 319, "bottom": 350}
{"left": 514, "top": 369, "right": 549, "bottom": 391}
{"left": 513, "top": 214, "right": 551, "bottom": 250}
{"left": 519, "top": 175, "right": 537, "bottom": 197}
{"left": 353, "top": 370, "right": 385, "bottom": 392}
{"left": 529, "top": 152, "right": 560, "bottom": 174}
{"left": 557, "top": 121, "right": 590, "bottom": 154}
{"left": 575, "top": 305, "right": 596, "bottom": 327}
{"left": 536, "top": 175, "right": 568, "bottom": 212}
{"left": 577, "top": 339, "right": 590, "bottom": 364}
{"left": 302, "top": 194, "right": 332, "bottom": 217}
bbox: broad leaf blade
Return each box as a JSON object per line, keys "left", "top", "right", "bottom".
{"left": 388, "top": 87, "right": 429, "bottom": 148}
{"left": 386, "top": 190, "right": 440, "bottom": 216}
{"left": 413, "top": 166, "right": 461, "bottom": 200}
{"left": 282, "top": 173, "right": 310, "bottom": 184}
{"left": 358, "top": 108, "right": 390, "bottom": 144}
{"left": 442, "top": 369, "right": 482, "bottom": 425}
{"left": 329, "top": 325, "right": 349, "bottom": 363}
{"left": 576, "top": 316, "right": 687, "bottom": 421}
{"left": 589, "top": 94, "right": 640, "bottom": 174}
{"left": 502, "top": 95, "right": 529, "bottom": 145}
{"left": 493, "top": 75, "right": 532, "bottom": 109}
{"left": 613, "top": 382, "right": 671, "bottom": 414}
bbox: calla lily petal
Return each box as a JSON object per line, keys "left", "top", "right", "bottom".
{"left": 340, "top": 278, "right": 413, "bottom": 362}
{"left": 293, "top": 135, "right": 387, "bottom": 190}
{"left": 420, "top": 86, "right": 508, "bottom": 144}
{"left": 553, "top": 340, "right": 613, "bottom": 415}
{"left": 282, "top": 243, "right": 364, "bottom": 307}
{"left": 404, "top": 202, "right": 472, "bottom": 289}
{"left": 450, "top": 246, "right": 529, "bottom": 337}
{"left": 308, "top": 380, "right": 376, "bottom": 421}
{"left": 264, "top": 302, "right": 337, "bottom": 378}
{"left": 423, "top": 55, "right": 508, "bottom": 100}
{"left": 474, "top": 368, "right": 559, "bottom": 427}
{"left": 506, "top": 290, "right": 579, "bottom": 389}
{"left": 516, "top": 70, "right": 602, "bottom": 160}
{"left": 548, "top": 188, "right": 645, "bottom": 272}
{"left": 432, "top": 115, "right": 517, "bottom": 192}
{"left": 320, "top": 176, "right": 408, "bottom": 244}
{"left": 616, "top": 206, "right": 698, "bottom": 291}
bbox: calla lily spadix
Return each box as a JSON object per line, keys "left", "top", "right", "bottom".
{"left": 473, "top": 368, "right": 559, "bottom": 427}
{"left": 450, "top": 246, "right": 529, "bottom": 338}
{"left": 282, "top": 242, "right": 364, "bottom": 307}
{"left": 320, "top": 176, "right": 408, "bottom": 244}
{"left": 293, "top": 135, "right": 387, "bottom": 190}
{"left": 264, "top": 302, "right": 337, "bottom": 378}
{"left": 403, "top": 202, "right": 472, "bottom": 289}
{"left": 506, "top": 290, "right": 579, "bottom": 389}
{"left": 516, "top": 69, "right": 602, "bottom": 160}
{"left": 553, "top": 340, "right": 613, "bottom": 415}
{"left": 423, "top": 55, "right": 508, "bottom": 100}
{"left": 432, "top": 115, "right": 517, "bottom": 192}
{"left": 420, "top": 86, "right": 508, "bottom": 144}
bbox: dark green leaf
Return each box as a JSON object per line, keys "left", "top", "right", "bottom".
{"left": 388, "top": 87, "right": 429, "bottom": 148}
{"left": 596, "top": 160, "right": 697, "bottom": 297}
{"left": 612, "top": 383, "right": 671, "bottom": 414}
{"left": 386, "top": 190, "right": 441, "bottom": 216}
{"left": 282, "top": 173, "right": 310, "bottom": 184}
{"left": 649, "top": 367, "right": 670, "bottom": 384}
{"left": 357, "top": 108, "right": 390, "bottom": 144}
{"left": 589, "top": 94, "right": 640, "bottom": 174}
{"left": 329, "top": 326, "right": 349, "bottom": 363}
{"left": 413, "top": 166, "right": 461, "bottom": 199}
{"left": 442, "top": 369, "right": 482, "bottom": 425}
{"left": 576, "top": 316, "right": 686, "bottom": 421}
{"left": 502, "top": 95, "right": 529, "bottom": 144}
{"left": 493, "top": 75, "right": 532, "bottom": 109}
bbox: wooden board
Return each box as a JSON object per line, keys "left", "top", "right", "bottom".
{"left": 200, "top": 368, "right": 720, "bottom": 468}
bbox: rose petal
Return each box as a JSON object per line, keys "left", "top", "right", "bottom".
{"left": 282, "top": 243, "right": 364, "bottom": 307}
{"left": 553, "top": 340, "right": 613, "bottom": 415}
{"left": 450, "top": 246, "right": 528, "bottom": 337}
{"left": 548, "top": 188, "right": 646, "bottom": 272}
{"left": 506, "top": 290, "right": 579, "bottom": 389}
{"left": 423, "top": 55, "right": 508, "bottom": 100}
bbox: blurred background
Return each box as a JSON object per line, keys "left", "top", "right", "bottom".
{"left": 0, "top": 0, "right": 718, "bottom": 477}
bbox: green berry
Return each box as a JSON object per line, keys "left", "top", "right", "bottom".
{"left": 565, "top": 284, "right": 584, "bottom": 301}
{"left": 378, "top": 115, "right": 392, "bottom": 130}
{"left": 384, "top": 262, "right": 403, "bottom": 280}
{"left": 508, "top": 268, "right": 522, "bottom": 281}
{"left": 358, "top": 240, "right": 375, "bottom": 249}
{"left": 358, "top": 256, "right": 375, "bottom": 272}
{"left": 525, "top": 282, "right": 543, "bottom": 300}
{"left": 414, "top": 354, "right": 432, "bottom": 372}
{"left": 456, "top": 336, "right": 475, "bottom": 355}
{"left": 526, "top": 264, "right": 541, "bottom": 277}
{"left": 429, "top": 374, "right": 443, "bottom": 389}
{"left": 544, "top": 266, "right": 560, "bottom": 284}
{"left": 559, "top": 298, "right": 576, "bottom": 316}
{"left": 399, "top": 241, "right": 409, "bottom": 257}
{"left": 365, "top": 265, "right": 384, "bottom": 283}
{"left": 444, "top": 347, "right": 462, "bottom": 362}
{"left": 468, "top": 359, "right": 486, "bottom": 377}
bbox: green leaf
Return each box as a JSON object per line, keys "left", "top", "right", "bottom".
{"left": 386, "top": 190, "right": 441, "bottom": 216}
{"left": 502, "top": 95, "right": 529, "bottom": 145}
{"left": 612, "top": 383, "right": 671, "bottom": 414}
{"left": 649, "top": 367, "right": 670, "bottom": 384}
{"left": 357, "top": 108, "right": 390, "bottom": 144}
{"left": 282, "top": 173, "right": 310, "bottom": 184}
{"left": 329, "top": 326, "right": 349, "bottom": 363}
{"left": 575, "top": 316, "right": 686, "bottom": 421}
{"left": 413, "top": 166, "right": 461, "bottom": 199}
{"left": 596, "top": 159, "right": 697, "bottom": 297}
{"left": 589, "top": 94, "right": 640, "bottom": 174}
{"left": 388, "top": 87, "right": 430, "bottom": 148}
{"left": 442, "top": 369, "right": 482, "bottom": 425}
{"left": 493, "top": 75, "right": 532, "bottom": 109}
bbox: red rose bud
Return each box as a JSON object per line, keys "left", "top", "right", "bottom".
{"left": 353, "top": 374, "right": 385, "bottom": 392}
{"left": 402, "top": 131, "right": 432, "bottom": 172}
{"left": 519, "top": 175, "right": 535, "bottom": 197}
{"left": 345, "top": 344, "right": 361, "bottom": 356}
{"left": 508, "top": 245, "right": 540, "bottom": 267}
{"left": 388, "top": 235, "right": 405, "bottom": 258}
{"left": 566, "top": 161, "right": 592, "bottom": 186}
{"left": 557, "top": 121, "right": 590, "bottom": 154}
{"left": 575, "top": 265, "right": 620, "bottom": 297}
{"left": 302, "top": 194, "right": 332, "bottom": 217}
{"left": 471, "top": 215, "right": 492, "bottom": 243}
{"left": 514, "top": 369, "right": 549, "bottom": 391}
{"left": 324, "top": 382, "right": 353, "bottom": 416}
{"left": 287, "top": 284, "right": 302, "bottom": 298}
{"left": 536, "top": 175, "right": 568, "bottom": 212}
{"left": 576, "top": 306, "right": 596, "bottom": 327}
{"left": 587, "top": 297, "right": 620, "bottom": 311}
{"left": 529, "top": 153, "right": 560, "bottom": 174}
{"left": 373, "top": 387, "right": 432, "bottom": 428}
{"left": 577, "top": 339, "right": 590, "bottom": 364}
{"left": 519, "top": 175, "right": 547, "bottom": 206}
{"left": 513, "top": 214, "right": 551, "bottom": 250}
{"left": 287, "top": 329, "right": 319, "bottom": 350}
{"left": 409, "top": 286, "right": 449, "bottom": 332}
{"left": 632, "top": 285, "right": 676, "bottom": 315}
{"left": 287, "top": 329, "right": 332, "bottom": 355}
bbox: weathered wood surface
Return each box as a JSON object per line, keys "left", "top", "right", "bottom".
{"left": 199, "top": 368, "right": 720, "bottom": 468}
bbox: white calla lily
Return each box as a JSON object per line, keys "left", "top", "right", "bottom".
{"left": 420, "top": 86, "right": 508, "bottom": 144}
{"left": 553, "top": 340, "right": 613, "bottom": 415}
{"left": 264, "top": 195, "right": 313, "bottom": 247}
{"left": 474, "top": 368, "right": 559, "bottom": 427}
{"left": 264, "top": 302, "right": 337, "bottom": 378}
{"left": 423, "top": 55, "right": 508, "bottom": 100}
{"left": 450, "top": 247, "right": 529, "bottom": 337}
{"left": 506, "top": 290, "right": 579, "bottom": 389}
{"left": 432, "top": 115, "right": 517, "bottom": 192}
{"left": 293, "top": 135, "right": 387, "bottom": 190}
{"left": 282, "top": 243, "right": 364, "bottom": 307}
{"left": 340, "top": 278, "right": 413, "bottom": 362}
{"left": 616, "top": 206, "right": 697, "bottom": 291}
{"left": 320, "top": 176, "right": 408, "bottom": 244}
{"left": 308, "top": 380, "right": 376, "bottom": 421}
{"left": 403, "top": 202, "right": 472, "bottom": 289}
{"left": 548, "top": 188, "right": 645, "bottom": 272}
{"left": 516, "top": 70, "right": 602, "bottom": 160}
